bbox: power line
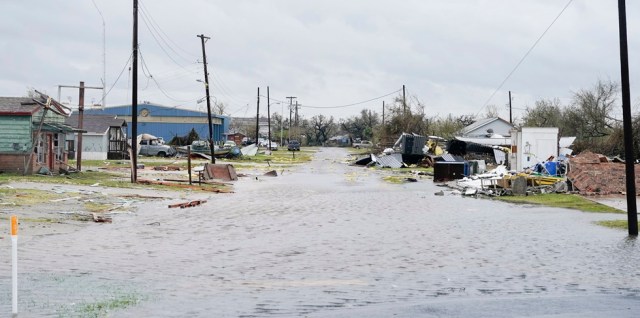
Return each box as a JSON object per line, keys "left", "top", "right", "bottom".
{"left": 139, "top": 49, "right": 200, "bottom": 103}
{"left": 476, "top": 0, "right": 574, "bottom": 116}
{"left": 99, "top": 52, "right": 133, "bottom": 103}
{"left": 139, "top": 7, "right": 193, "bottom": 70}
{"left": 299, "top": 89, "right": 402, "bottom": 109}
{"left": 139, "top": 1, "right": 199, "bottom": 61}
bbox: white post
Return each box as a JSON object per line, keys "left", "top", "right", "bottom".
{"left": 11, "top": 215, "right": 18, "bottom": 316}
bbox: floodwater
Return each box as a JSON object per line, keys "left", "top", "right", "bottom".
{"left": 1, "top": 147, "right": 640, "bottom": 317}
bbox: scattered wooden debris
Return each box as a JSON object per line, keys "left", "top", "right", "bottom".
{"left": 153, "top": 166, "right": 182, "bottom": 171}
{"left": 264, "top": 170, "right": 278, "bottom": 177}
{"left": 119, "top": 194, "right": 169, "bottom": 199}
{"left": 168, "top": 200, "right": 208, "bottom": 209}
{"left": 91, "top": 213, "right": 112, "bottom": 223}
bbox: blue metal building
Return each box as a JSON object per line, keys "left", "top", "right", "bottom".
{"left": 83, "top": 103, "right": 229, "bottom": 144}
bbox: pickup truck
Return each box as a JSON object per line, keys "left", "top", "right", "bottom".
{"left": 352, "top": 140, "right": 373, "bottom": 149}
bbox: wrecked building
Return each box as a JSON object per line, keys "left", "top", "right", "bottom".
{"left": 567, "top": 151, "right": 640, "bottom": 195}
{"left": 0, "top": 94, "right": 75, "bottom": 174}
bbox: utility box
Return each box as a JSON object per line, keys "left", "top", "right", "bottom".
{"left": 434, "top": 162, "right": 466, "bottom": 182}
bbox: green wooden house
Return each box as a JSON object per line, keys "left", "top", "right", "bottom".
{"left": 0, "top": 94, "right": 74, "bottom": 174}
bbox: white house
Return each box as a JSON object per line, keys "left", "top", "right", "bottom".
{"left": 459, "top": 117, "right": 515, "bottom": 137}
{"left": 65, "top": 114, "right": 128, "bottom": 160}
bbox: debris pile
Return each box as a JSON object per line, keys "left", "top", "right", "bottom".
{"left": 567, "top": 151, "right": 640, "bottom": 195}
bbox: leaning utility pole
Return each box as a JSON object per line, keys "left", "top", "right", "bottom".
{"left": 617, "top": 0, "right": 638, "bottom": 236}
{"left": 198, "top": 34, "right": 215, "bottom": 163}
{"left": 131, "top": 0, "right": 139, "bottom": 183}
{"left": 256, "top": 87, "right": 260, "bottom": 146}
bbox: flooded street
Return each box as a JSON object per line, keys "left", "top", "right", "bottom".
{"left": 2, "top": 147, "right": 640, "bottom": 317}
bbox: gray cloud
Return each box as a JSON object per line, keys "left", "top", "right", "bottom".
{"left": 1, "top": 0, "right": 638, "bottom": 121}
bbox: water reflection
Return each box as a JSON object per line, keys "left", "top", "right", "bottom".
{"left": 1, "top": 147, "right": 639, "bottom": 317}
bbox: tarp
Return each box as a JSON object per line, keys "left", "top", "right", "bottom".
{"left": 241, "top": 144, "right": 258, "bottom": 156}
{"left": 138, "top": 133, "right": 158, "bottom": 141}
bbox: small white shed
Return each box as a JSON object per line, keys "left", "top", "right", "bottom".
{"left": 509, "top": 127, "right": 559, "bottom": 171}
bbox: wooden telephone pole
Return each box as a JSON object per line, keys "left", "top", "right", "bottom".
{"left": 617, "top": 0, "right": 637, "bottom": 236}
{"left": 198, "top": 34, "right": 215, "bottom": 163}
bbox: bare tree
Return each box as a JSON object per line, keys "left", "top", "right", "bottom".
{"left": 484, "top": 104, "right": 500, "bottom": 118}
{"left": 566, "top": 79, "right": 620, "bottom": 139}
{"left": 213, "top": 101, "right": 227, "bottom": 115}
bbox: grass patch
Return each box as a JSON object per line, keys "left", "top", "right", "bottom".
{"left": 57, "top": 290, "right": 145, "bottom": 318}
{"left": 595, "top": 220, "right": 640, "bottom": 230}
{"left": 84, "top": 201, "right": 114, "bottom": 213}
{"left": 77, "top": 293, "right": 141, "bottom": 317}
{"left": 497, "top": 193, "right": 624, "bottom": 213}
{"left": 382, "top": 175, "right": 407, "bottom": 184}
{"left": 0, "top": 188, "right": 65, "bottom": 206}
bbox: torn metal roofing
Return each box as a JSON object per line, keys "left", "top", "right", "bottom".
{"left": 372, "top": 153, "right": 405, "bottom": 168}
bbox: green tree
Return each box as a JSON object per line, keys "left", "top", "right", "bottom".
{"left": 521, "top": 98, "right": 563, "bottom": 131}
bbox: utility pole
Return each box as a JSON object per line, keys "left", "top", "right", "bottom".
{"left": 509, "top": 91, "right": 513, "bottom": 124}
{"left": 267, "top": 86, "right": 271, "bottom": 151}
{"left": 198, "top": 34, "right": 215, "bottom": 163}
{"left": 286, "top": 96, "right": 296, "bottom": 141}
{"left": 256, "top": 87, "right": 260, "bottom": 146}
{"left": 617, "top": 0, "right": 638, "bottom": 236}
{"left": 382, "top": 100, "right": 385, "bottom": 146}
{"left": 57, "top": 82, "right": 102, "bottom": 171}
{"left": 77, "top": 82, "right": 85, "bottom": 172}
{"left": 382, "top": 100, "right": 385, "bottom": 125}
{"left": 402, "top": 84, "right": 407, "bottom": 131}
{"left": 131, "top": 0, "right": 139, "bottom": 183}
{"left": 295, "top": 101, "right": 299, "bottom": 140}
{"left": 402, "top": 85, "right": 406, "bottom": 116}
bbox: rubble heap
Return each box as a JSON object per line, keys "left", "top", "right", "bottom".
{"left": 567, "top": 151, "right": 640, "bottom": 195}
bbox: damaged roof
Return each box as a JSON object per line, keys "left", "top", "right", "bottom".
{"left": 0, "top": 94, "right": 71, "bottom": 117}
{"left": 372, "top": 153, "right": 405, "bottom": 168}
{"left": 0, "top": 97, "right": 40, "bottom": 115}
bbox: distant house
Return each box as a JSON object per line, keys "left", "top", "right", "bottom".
{"left": 65, "top": 114, "right": 128, "bottom": 160}
{"left": 0, "top": 95, "right": 74, "bottom": 174}
{"left": 224, "top": 131, "right": 246, "bottom": 146}
{"left": 459, "top": 117, "right": 514, "bottom": 137}
{"left": 327, "top": 135, "right": 350, "bottom": 147}
{"left": 230, "top": 116, "right": 270, "bottom": 137}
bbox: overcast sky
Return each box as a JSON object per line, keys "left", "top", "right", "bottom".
{"left": 1, "top": 0, "right": 638, "bottom": 121}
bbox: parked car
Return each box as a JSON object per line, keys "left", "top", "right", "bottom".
{"left": 139, "top": 138, "right": 176, "bottom": 157}
{"left": 352, "top": 140, "right": 373, "bottom": 148}
{"left": 287, "top": 140, "right": 301, "bottom": 151}
{"left": 267, "top": 142, "right": 278, "bottom": 151}
{"left": 223, "top": 141, "right": 237, "bottom": 149}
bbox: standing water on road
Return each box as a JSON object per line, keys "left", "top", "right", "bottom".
{"left": 1, "top": 147, "right": 639, "bottom": 317}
